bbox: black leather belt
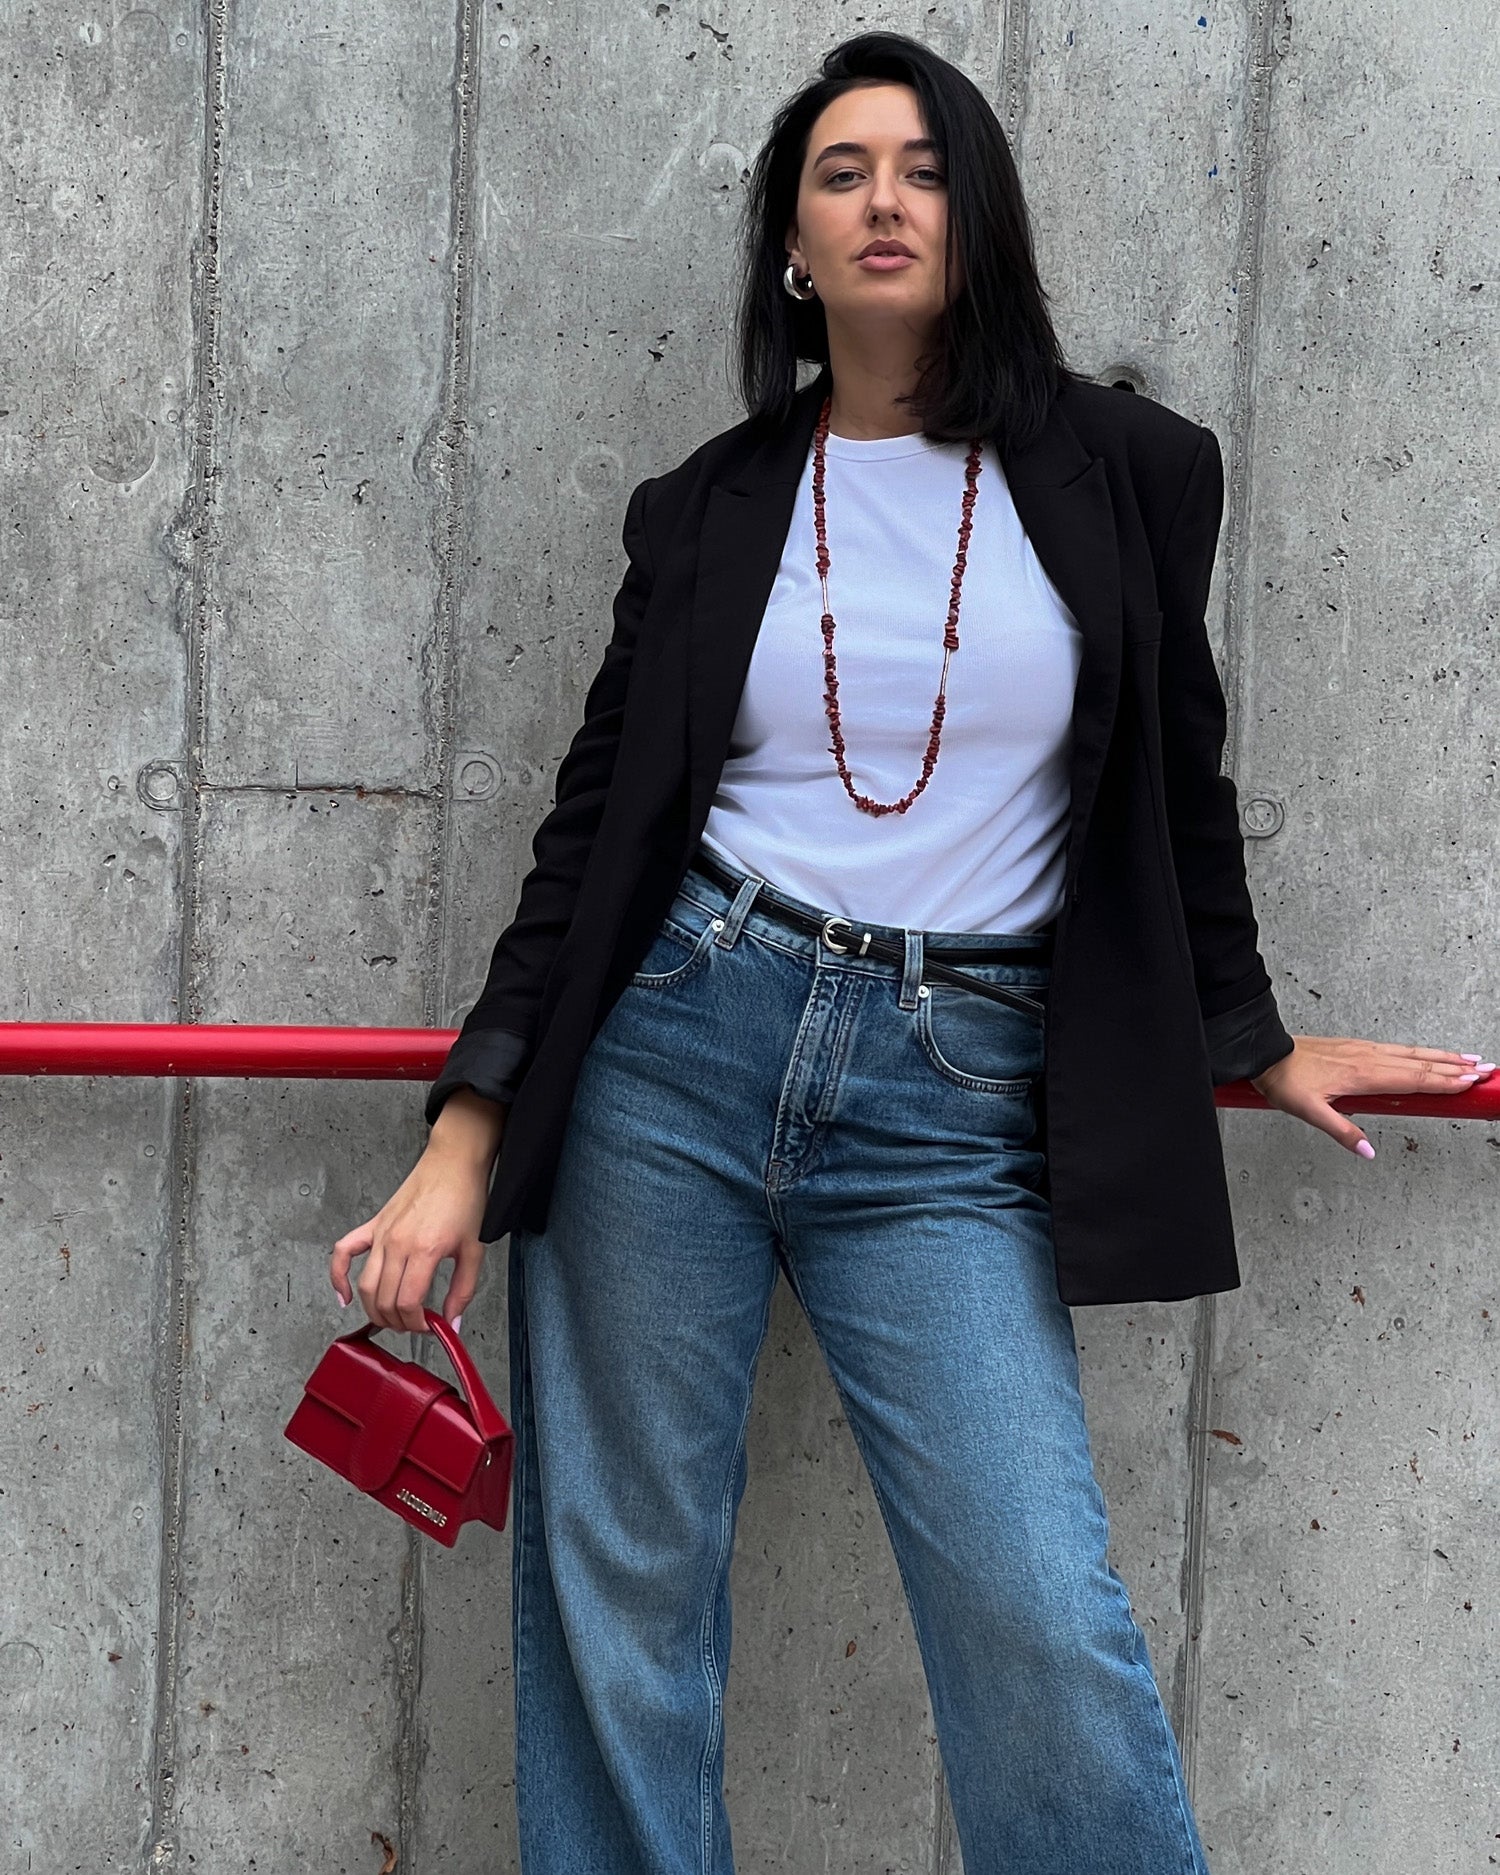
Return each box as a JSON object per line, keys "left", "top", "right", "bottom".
{"left": 690, "top": 848, "right": 1051, "bottom": 1020}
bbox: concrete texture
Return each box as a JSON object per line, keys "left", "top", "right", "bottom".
{"left": 1, "top": 1, "right": 1495, "bottom": 1869}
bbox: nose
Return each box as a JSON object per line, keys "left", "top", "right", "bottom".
{"left": 865, "top": 161, "right": 904, "bottom": 223}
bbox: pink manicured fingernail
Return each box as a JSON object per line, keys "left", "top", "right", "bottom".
{"left": 337, "top": 1293, "right": 349, "bottom": 1308}
{"left": 1461, "top": 1053, "right": 1484, "bottom": 1063}
{"left": 1474, "top": 1063, "right": 1496, "bottom": 1075}
{"left": 452, "top": 1314, "right": 463, "bottom": 1333}
{"left": 1355, "top": 1140, "right": 1376, "bottom": 1159}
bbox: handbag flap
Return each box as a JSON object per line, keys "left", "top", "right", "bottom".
{"left": 346, "top": 1366, "right": 445, "bottom": 1494}
{"left": 406, "top": 1389, "right": 491, "bottom": 1494}
{"left": 302, "top": 1338, "right": 489, "bottom": 1494}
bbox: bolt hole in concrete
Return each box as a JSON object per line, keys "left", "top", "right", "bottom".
{"left": 1098, "top": 362, "right": 1148, "bottom": 394}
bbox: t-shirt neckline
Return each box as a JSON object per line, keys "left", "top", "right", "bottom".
{"left": 821, "top": 428, "right": 949, "bottom": 462}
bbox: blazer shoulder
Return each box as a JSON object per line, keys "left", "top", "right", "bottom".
{"left": 1056, "top": 377, "right": 1221, "bottom": 554}
{"left": 1057, "top": 376, "right": 1211, "bottom": 491}
{"left": 640, "top": 403, "right": 761, "bottom": 506}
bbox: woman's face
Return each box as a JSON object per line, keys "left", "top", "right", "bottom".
{"left": 785, "top": 81, "right": 957, "bottom": 337}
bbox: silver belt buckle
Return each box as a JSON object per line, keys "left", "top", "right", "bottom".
{"left": 821, "top": 916, "right": 872, "bottom": 957}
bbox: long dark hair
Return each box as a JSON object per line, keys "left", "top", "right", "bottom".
{"left": 735, "top": 31, "right": 1084, "bottom": 451}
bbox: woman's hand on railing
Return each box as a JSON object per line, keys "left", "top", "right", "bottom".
{"left": 329, "top": 1090, "right": 506, "bottom": 1333}
{"left": 1249, "top": 1037, "right": 1495, "bottom": 1157}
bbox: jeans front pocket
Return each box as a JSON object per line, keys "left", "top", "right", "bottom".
{"left": 915, "top": 973, "right": 1048, "bottom": 1095}
{"left": 628, "top": 901, "right": 723, "bottom": 989}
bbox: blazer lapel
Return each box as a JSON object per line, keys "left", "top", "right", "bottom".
{"left": 686, "top": 370, "right": 831, "bottom": 838}
{"left": 685, "top": 372, "right": 1123, "bottom": 899}
{"left": 999, "top": 402, "right": 1123, "bottom": 903}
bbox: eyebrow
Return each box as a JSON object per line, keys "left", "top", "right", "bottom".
{"left": 811, "top": 138, "right": 941, "bottom": 166}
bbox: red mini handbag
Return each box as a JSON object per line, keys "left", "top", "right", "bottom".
{"left": 283, "top": 1310, "right": 513, "bottom": 1549}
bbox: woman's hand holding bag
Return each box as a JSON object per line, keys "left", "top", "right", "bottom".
{"left": 290, "top": 1092, "right": 515, "bottom": 1548}
{"left": 329, "top": 1087, "right": 505, "bottom": 1333}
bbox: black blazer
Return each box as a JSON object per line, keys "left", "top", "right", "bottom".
{"left": 426, "top": 364, "right": 1295, "bottom": 1306}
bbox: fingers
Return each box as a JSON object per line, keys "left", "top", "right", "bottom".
{"left": 1365, "top": 1042, "right": 1485, "bottom": 1064}
{"left": 1280, "top": 1089, "right": 1375, "bottom": 1158}
{"left": 1395, "top": 1056, "right": 1493, "bottom": 1092}
{"left": 367, "top": 1234, "right": 482, "bottom": 1335}
{"left": 1318, "top": 1100, "right": 1375, "bottom": 1157}
{"left": 1325, "top": 1042, "right": 1494, "bottom": 1094}
{"left": 372, "top": 1237, "right": 445, "bottom": 1336}
{"left": 1366, "top": 1062, "right": 1486, "bottom": 1094}
{"left": 440, "top": 1239, "right": 485, "bottom": 1327}
{"left": 333, "top": 1154, "right": 491, "bottom": 1333}
{"left": 329, "top": 1219, "right": 375, "bottom": 1308}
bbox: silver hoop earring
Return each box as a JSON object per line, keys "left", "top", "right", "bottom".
{"left": 783, "top": 261, "right": 817, "bottom": 302}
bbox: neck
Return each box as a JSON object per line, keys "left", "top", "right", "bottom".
{"left": 821, "top": 320, "right": 935, "bottom": 439}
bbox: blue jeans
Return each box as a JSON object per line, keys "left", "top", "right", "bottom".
{"left": 506, "top": 853, "right": 1210, "bottom": 1875}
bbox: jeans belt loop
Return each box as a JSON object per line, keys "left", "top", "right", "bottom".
{"left": 715, "top": 872, "right": 763, "bottom": 949}
{"left": 899, "top": 929, "right": 924, "bottom": 1011}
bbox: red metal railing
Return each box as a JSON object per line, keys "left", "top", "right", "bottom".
{"left": 0, "top": 1022, "right": 451, "bottom": 1083}
{"left": 1, "top": 1023, "right": 1498, "bottom": 1117}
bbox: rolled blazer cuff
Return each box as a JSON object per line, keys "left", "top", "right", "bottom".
{"left": 1203, "top": 987, "right": 1296, "bottom": 1086}
{"left": 424, "top": 1027, "right": 532, "bottom": 1127}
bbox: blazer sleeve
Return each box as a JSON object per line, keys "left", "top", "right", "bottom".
{"left": 425, "top": 472, "right": 659, "bottom": 1127}
{"left": 1155, "top": 425, "right": 1296, "bottom": 1086}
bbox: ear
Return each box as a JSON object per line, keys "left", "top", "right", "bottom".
{"left": 784, "top": 217, "right": 801, "bottom": 265}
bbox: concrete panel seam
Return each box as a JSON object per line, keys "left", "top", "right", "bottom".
{"left": 148, "top": 0, "right": 230, "bottom": 1865}
{"left": 418, "top": 0, "right": 482, "bottom": 1039}
{"left": 1218, "top": 0, "right": 1281, "bottom": 761}
{"left": 1182, "top": 0, "right": 1282, "bottom": 1810}
{"left": 402, "top": 1, "right": 484, "bottom": 1868}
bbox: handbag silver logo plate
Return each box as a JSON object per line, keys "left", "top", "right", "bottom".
{"left": 396, "top": 1487, "right": 448, "bottom": 1528}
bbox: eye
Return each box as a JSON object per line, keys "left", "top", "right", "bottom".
{"left": 823, "top": 165, "right": 946, "bottom": 186}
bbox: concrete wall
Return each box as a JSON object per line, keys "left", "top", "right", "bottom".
{"left": 2, "top": 2, "right": 1494, "bottom": 1868}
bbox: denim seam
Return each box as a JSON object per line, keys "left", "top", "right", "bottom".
{"left": 630, "top": 917, "right": 721, "bottom": 990}
{"left": 697, "top": 1277, "right": 773, "bottom": 1874}
{"left": 766, "top": 967, "right": 828, "bottom": 1186}
{"left": 768, "top": 966, "right": 865, "bottom": 1184}
{"left": 810, "top": 972, "right": 867, "bottom": 1130}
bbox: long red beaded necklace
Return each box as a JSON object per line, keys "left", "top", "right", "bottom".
{"left": 812, "top": 392, "right": 984, "bottom": 817}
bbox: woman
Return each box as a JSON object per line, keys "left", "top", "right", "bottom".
{"left": 332, "top": 32, "right": 1489, "bottom": 1872}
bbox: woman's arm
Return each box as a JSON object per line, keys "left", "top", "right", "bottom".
{"left": 424, "top": 471, "right": 659, "bottom": 1127}
{"left": 1155, "top": 424, "right": 1491, "bottom": 1151}
{"left": 1153, "top": 422, "right": 1295, "bottom": 1084}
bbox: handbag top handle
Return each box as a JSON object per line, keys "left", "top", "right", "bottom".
{"left": 345, "top": 1310, "right": 509, "bottom": 1444}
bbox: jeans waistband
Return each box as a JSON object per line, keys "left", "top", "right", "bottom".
{"left": 680, "top": 847, "right": 1052, "bottom": 1020}
{"left": 687, "top": 846, "right": 1054, "bottom": 964}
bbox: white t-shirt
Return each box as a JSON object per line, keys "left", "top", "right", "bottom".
{"left": 699, "top": 425, "right": 1083, "bottom": 934}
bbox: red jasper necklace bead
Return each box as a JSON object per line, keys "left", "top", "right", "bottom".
{"left": 812, "top": 392, "right": 983, "bottom": 816}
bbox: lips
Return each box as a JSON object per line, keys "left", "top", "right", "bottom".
{"left": 857, "top": 241, "right": 915, "bottom": 259}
